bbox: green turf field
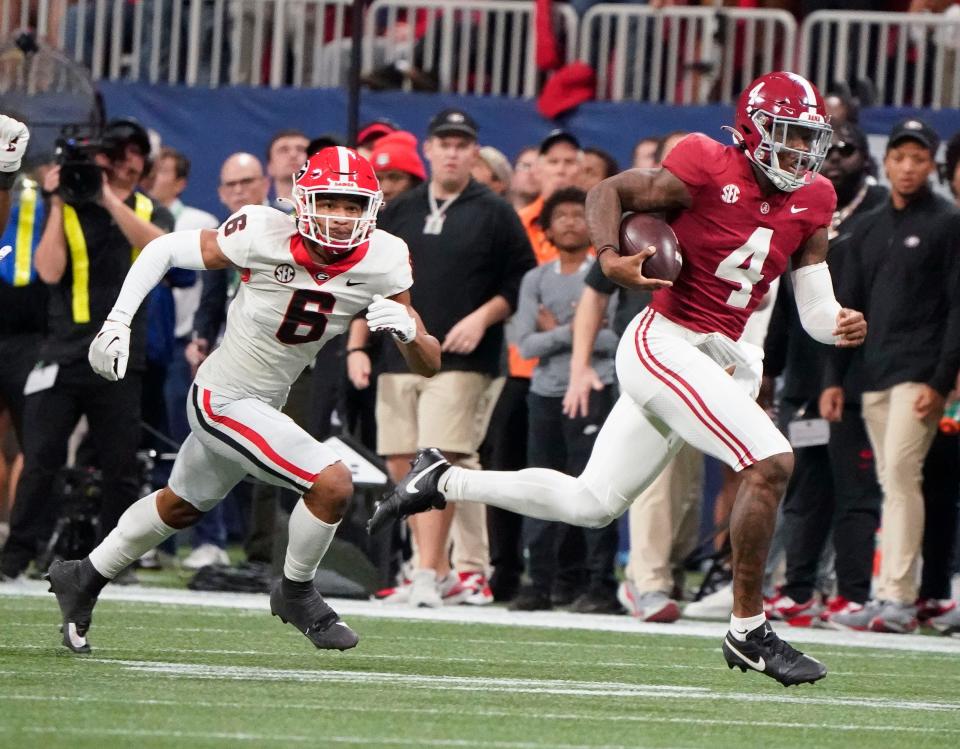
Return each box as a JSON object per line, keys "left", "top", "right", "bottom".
{"left": 1, "top": 593, "right": 959, "bottom": 749}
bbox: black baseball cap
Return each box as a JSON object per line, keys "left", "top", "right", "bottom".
{"left": 427, "top": 108, "right": 478, "bottom": 139}
{"left": 539, "top": 129, "right": 581, "bottom": 155}
{"left": 887, "top": 118, "right": 940, "bottom": 153}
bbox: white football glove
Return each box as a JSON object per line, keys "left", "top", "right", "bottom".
{"left": 366, "top": 294, "right": 417, "bottom": 344}
{"left": 88, "top": 320, "right": 131, "bottom": 381}
{"left": 0, "top": 114, "right": 29, "bottom": 173}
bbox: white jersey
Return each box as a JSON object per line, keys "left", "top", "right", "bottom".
{"left": 194, "top": 205, "right": 412, "bottom": 405}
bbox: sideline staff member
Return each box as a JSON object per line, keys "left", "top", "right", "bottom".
{"left": 0, "top": 119, "right": 173, "bottom": 580}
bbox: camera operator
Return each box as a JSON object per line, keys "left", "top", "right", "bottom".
{"left": 0, "top": 119, "right": 174, "bottom": 581}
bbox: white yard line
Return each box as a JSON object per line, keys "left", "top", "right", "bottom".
{"left": 2, "top": 695, "right": 958, "bottom": 735}
{"left": 84, "top": 659, "right": 960, "bottom": 714}
{"left": 3, "top": 578, "right": 960, "bottom": 654}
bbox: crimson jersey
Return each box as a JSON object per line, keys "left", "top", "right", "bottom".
{"left": 651, "top": 133, "right": 836, "bottom": 340}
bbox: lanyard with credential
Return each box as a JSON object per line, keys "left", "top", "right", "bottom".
{"left": 423, "top": 183, "right": 460, "bottom": 235}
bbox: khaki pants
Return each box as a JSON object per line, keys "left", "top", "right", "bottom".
{"left": 862, "top": 383, "right": 940, "bottom": 604}
{"left": 625, "top": 442, "right": 703, "bottom": 594}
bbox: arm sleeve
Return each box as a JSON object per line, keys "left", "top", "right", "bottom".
{"left": 585, "top": 256, "right": 617, "bottom": 295}
{"left": 929, "top": 221, "right": 960, "bottom": 395}
{"left": 108, "top": 229, "right": 206, "bottom": 326}
{"left": 791, "top": 261, "right": 842, "bottom": 345}
{"left": 493, "top": 203, "right": 537, "bottom": 312}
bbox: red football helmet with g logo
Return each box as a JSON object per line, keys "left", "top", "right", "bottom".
{"left": 732, "top": 71, "right": 832, "bottom": 192}
{"left": 292, "top": 146, "right": 383, "bottom": 253}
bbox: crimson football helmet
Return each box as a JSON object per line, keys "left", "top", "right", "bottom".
{"left": 292, "top": 146, "right": 383, "bottom": 252}
{"left": 732, "top": 71, "right": 833, "bottom": 192}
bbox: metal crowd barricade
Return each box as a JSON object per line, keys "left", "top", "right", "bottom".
{"left": 799, "top": 10, "right": 960, "bottom": 110}
{"left": 363, "top": 0, "right": 578, "bottom": 97}
{"left": 579, "top": 4, "right": 795, "bottom": 105}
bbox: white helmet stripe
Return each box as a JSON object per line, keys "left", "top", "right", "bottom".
{"left": 336, "top": 146, "right": 351, "bottom": 174}
{"left": 786, "top": 72, "right": 819, "bottom": 115}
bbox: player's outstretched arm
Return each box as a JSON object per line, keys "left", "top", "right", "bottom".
{"left": 792, "top": 227, "right": 866, "bottom": 348}
{"left": 88, "top": 229, "right": 233, "bottom": 381}
{"left": 367, "top": 290, "right": 440, "bottom": 377}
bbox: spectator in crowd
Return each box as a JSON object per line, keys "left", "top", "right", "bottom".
{"left": 374, "top": 108, "right": 535, "bottom": 607}
{"left": 945, "top": 130, "right": 960, "bottom": 204}
{"left": 307, "top": 134, "right": 344, "bottom": 157}
{"left": 265, "top": 129, "right": 309, "bottom": 212}
{"left": 356, "top": 119, "right": 399, "bottom": 159}
{"left": 0, "top": 119, "right": 173, "bottom": 582}
{"left": 579, "top": 147, "right": 620, "bottom": 192}
{"left": 826, "top": 118, "right": 960, "bottom": 633}
{"left": 472, "top": 146, "right": 513, "bottom": 196}
{"left": 520, "top": 131, "right": 583, "bottom": 264}
{"left": 632, "top": 136, "right": 659, "bottom": 169}
{"left": 509, "top": 187, "right": 621, "bottom": 613}
{"left": 370, "top": 131, "right": 427, "bottom": 202}
{"left": 148, "top": 146, "right": 222, "bottom": 570}
{"left": 0, "top": 115, "right": 39, "bottom": 544}
{"left": 764, "top": 122, "right": 888, "bottom": 627}
{"left": 508, "top": 146, "right": 540, "bottom": 212}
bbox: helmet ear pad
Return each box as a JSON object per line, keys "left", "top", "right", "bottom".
{"left": 292, "top": 146, "right": 383, "bottom": 253}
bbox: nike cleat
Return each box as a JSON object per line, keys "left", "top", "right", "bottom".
{"left": 367, "top": 448, "right": 449, "bottom": 535}
{"left": 270, "top": 581, "right": 359, "bottom": 651}
{"left": 45, "top": 559, "right": 101, "bottom": 654}
{"left": 722, "top": 622, "right": 827, "bottom": 687}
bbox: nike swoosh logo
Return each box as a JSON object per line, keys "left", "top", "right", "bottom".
{"left": 725, "top": 636, "right": 765, "bottom": 671}
{"left": 790, "top": 206, "right": 808, "bottom": 214}
{"left": 345, "top": 279, "right": 365, "bottom": 286}
{"left": 406, "top": 460, "right": 446, "bottom": 494}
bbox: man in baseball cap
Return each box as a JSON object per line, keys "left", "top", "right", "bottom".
{"left": 886, "top": 117, "right": 940, "bottom": 154}
{"left": 426, "top": 109, "right": 478, "bottom": 141}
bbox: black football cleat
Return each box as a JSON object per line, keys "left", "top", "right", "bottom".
{"left": 721, "top": 622, "right": 827, "bottom": 687}
{"left": 45, "top": 559, "right": 102, "bottom": 654}
{"left": 270, "top": 581, "right": 359, "bottom": 651}
{"left": 367, "top": 447, "right": 449, "bottom": 535}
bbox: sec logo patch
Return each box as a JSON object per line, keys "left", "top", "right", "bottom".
{"left": 274, "top": 264, "right": 296, "bottom": 283}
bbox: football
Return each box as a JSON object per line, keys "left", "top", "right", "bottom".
{"left": 618, "top": 213, "right": 683, "bottom": 282}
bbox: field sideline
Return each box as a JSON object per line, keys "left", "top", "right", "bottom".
{"left": 2, "top": 581, "right": 959, "bottom": 748}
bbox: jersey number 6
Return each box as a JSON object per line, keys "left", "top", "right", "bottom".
{"left": 276, "top": 289, "right": 336, "bottom": 344}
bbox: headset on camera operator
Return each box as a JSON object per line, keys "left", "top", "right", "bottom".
{"left": 0, "top": 118, "right": 174, "bottom": 581}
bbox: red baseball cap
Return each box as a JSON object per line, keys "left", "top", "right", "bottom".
{"left": 370, "top": 131, "right": 427, "bottom": 181}
{"left": 357, "top": 120, "right": 398, "bottom": 147}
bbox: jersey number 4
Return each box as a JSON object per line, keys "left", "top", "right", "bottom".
{"left": 277, "top": 290, "right": 336, "bottom": 344}
{"left": 715, "top": 227, "right": 773, "bottom": 308}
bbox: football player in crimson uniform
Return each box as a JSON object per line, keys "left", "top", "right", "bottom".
{"left": 370, "top": 72, "right": 867, "bottom": 686}
{"left": 46, "top": 147, "right": 440, "bottom": 653}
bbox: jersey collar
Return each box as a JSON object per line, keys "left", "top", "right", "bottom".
{"left": 290, "top": 234, "right": 370, "bottom": 285}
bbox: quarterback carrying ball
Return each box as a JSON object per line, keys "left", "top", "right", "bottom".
{"left": 46, "top": 147, "right": 440, "bottom": 653}
{"left": 369, "top": 71, "right": 868, "bottom": 686}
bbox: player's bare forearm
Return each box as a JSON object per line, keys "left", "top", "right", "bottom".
{"left": 793, "top": 226, "right": 829, "bottom": 267}
{"left": 347, "top": 316, "right": 370, "bottom": 350}
{"left": 35, "top": 198, "right": 68, "bottom": 283}
{"left": 398, "top": 312, "right": 441, "bottom": 376}
{"left": 586, "top": 168, "right": 693, "bottom": 252}
{"left": 200, "top": 228, "right": 235, "bottom": 269}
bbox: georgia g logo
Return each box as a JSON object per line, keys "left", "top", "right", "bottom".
{"left": 274, "top": 264, "right": 296, "bottom": 283}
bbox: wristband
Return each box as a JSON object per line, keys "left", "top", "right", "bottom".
{"left": 596, "top": 244, "right": 619, "bottom": 259}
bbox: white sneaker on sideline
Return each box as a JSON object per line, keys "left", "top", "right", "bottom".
{"left": 683, "top": 583, "right": 734, "bottom": 620}
{"left": 182, "top": 543, "right": 230, "bottom": 570}
{"left": 409, "top": 569, "right": 442, "bottom": 608}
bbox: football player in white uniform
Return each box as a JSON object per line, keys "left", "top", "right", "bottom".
{"left": 45, "top": 147, "right": 440, "bottom": 653}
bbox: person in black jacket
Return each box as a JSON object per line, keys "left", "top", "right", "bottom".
{"left": 825, "top": 118, "right": 960, "bottom": 633}
{"left": 763, "top": 122, "right": 888, "bottom": 626}
{"left": 373, "top": 108, "right": 536, "bottom": 607}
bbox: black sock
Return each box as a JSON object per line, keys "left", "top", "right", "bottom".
{"left": 281, "top": 576, "right": 315, "bottom": 598}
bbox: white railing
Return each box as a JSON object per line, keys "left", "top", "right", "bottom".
{"left": 799, "top": 10, "right": 960, "bottom": 110}
{"left": 578, "top": 4, "right": 796, "bottom": 104}
{"left": 363, "top": 0, "right": 578, "bottom": 97}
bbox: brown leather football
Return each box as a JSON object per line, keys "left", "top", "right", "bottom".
{"left": 618, "top": 213, "right": 683, "bottom": 282}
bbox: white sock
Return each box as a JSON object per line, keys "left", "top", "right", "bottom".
{"left": 729, "top": 612, "right": 767, "bottom": 641}
{"left": 88, "top": 491, "right": 176, "bottom": 579}
{"left": 439, "top": 466, "right": 621, "bottom": 528}
{"left": 283, "top": 499, "right": 340, "bottom": 582}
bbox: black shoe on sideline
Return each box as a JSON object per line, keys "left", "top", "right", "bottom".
{"left": 722, "top": 621, "right": 827, "bottom": 687}
{"left": 367, "top": 448, "right": 449, "bottom": 535}
{"left": 508, "top": 586, "right": 553, "bottom": 612}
